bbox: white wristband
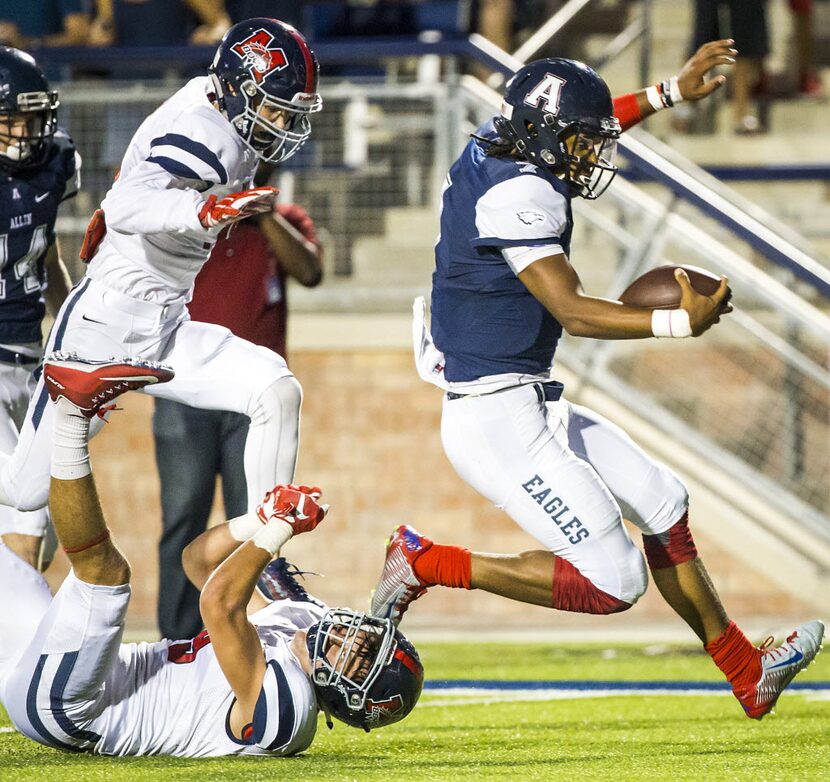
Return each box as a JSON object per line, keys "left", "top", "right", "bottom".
{"left": 227, "top": 512, "right": 263, "bottom": 542}
{"left": 251, "top": 517, "right": 293, "bottom": 556}
{"left": 647, "top": 77, "right": 685, "bottom": 112}
{"left": 645, "top": 85, "right": 664, "bottom": 112}
{"left": 668, "top": 75, "right": 684, "bottom": 105}
{"left": 651, "top": 308, "right": 692, "bottom": 338}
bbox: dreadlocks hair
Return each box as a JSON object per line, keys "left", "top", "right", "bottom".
{"left": 472, "top": 130, "right": 518, "bottom": 159}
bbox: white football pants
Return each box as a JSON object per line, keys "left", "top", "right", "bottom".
{"left": 0, "top": 355, "right": 50, "bottom": 537}
{"left": 440, "top": 384, "right": 689, "bottom": 604}
{"left": 0, "top": 277, "right": 301, "bottom": 525}
{"left": 0, "top": 542, "right": 131, "bottom": 752}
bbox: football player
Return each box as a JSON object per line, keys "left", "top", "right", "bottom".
{"left": 0, "top": 19, "right": 320, "bottom": 564}
{"left": 0, "top": 47, "right": 75, "bottom": 570}
{"left": 0, "top": 353, "right": 423, "bottom": 756}
{"left": 371, "top": 45, "right": 824, "bottom": 719}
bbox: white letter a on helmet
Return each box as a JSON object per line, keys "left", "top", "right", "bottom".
{"left": 523, "top": 73, "right": 567, "bottom": 114}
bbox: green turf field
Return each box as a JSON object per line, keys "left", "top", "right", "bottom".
{"left": 1, "top": 642, "right": 827, "bottom": 782}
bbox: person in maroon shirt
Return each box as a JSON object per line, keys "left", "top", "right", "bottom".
{"left": 153, "top": 197, "right": 322, "bottom": 640}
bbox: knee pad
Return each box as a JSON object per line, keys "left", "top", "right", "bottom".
{"left": 249, "top": 375, "right": 302, "bottom": 424}
{"left": 642, "top": 511, "right": 698, "bottom": 570}
{"left": 552, "top": 556, "right": 633, "bottom": 615}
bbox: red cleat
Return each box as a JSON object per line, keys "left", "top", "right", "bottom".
{"left": 44, "top": 352, "right": 174, "bottom": 418}
{"left": 370, "top": 525, "right": 433, "bottom": 626}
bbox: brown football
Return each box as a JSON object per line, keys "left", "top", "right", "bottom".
{"left": 618, "top": 265, "right": 727, "bottom": 309}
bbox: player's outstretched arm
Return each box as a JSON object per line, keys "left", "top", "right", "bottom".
{"left": 521, "top": 252, "right": 654, "bottom": 339}
{"left": 199, "top": 485, "right": 328, "bottom": 737}
{"left": 613, "top": 39, "right": 736, "bottom": 132}
{"left": 519, "top": 253, "right": 728, "bottom": 340}
{"left": 182, "top": 484, "right": 326, "bottom": 590}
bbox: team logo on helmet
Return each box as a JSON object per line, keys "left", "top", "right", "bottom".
{"left": 231, "top": 29, "right": 288, "bottom": 83}
{"left": 364, "top": 694, "right": 405, "bottom": 726}
{"left": 523, "top": 73, "right": 567, "bottom": 114}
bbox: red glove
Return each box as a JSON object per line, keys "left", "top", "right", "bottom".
{"left": 198, "top": 186, "right": 278, "bottom": 229}
{"left": 256, "top": 483, "right": 328, "bottom": 534}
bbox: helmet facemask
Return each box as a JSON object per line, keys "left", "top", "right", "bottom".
{"left": 557, "top": 117, "right": 620, "bottom": 199}
{"left": 0, "top": 90, "right": 59, "bottom": 172}
{"left": 213, "top": 71, "right": 321, "bottom": 164}
{"left": 307, "top": 609, "right": 397, "bottom": 730}
{"left": 496, "top": 110, "right": 619, "bottom": 200}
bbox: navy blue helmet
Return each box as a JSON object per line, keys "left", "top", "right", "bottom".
{"left": 306, "top": 608, "right": 424, "bottom": 731}
{"left": 209, "top": 18, "right": 322, "bottom": 163}
{"left": 494, "top": 58, "right": 620, "bottom": 199}
{"left": 0, "top": 47, "right": 59, "bottom": 173}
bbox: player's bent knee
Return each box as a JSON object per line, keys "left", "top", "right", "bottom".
{"left": 617, "top": 546, "right": 648, "bottom": 605}
{"left": 552, "top": 556, "right": 633, "bottom": 615}
{"left": 250, "top": 375, "right": 302, "bottom": 421}
{"left": 642, "top": 511, "right": 698, "bottom": 570}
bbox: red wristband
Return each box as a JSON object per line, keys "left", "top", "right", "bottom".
{"left": 612, "top": 92, "right": 642, "bottom": 132}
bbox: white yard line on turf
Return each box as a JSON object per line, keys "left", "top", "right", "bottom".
{"left": 421, "top": 686, "right": 830, "bottom": 707}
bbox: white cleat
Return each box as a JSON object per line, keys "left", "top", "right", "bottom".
{"left": 734, "top": 619, "right": 824, "bottom": 719}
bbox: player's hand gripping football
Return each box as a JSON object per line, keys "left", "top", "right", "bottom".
{"left": 256, "top": 484, "right": 329, "bottom": 535}
{"left": 677, "top": 39, "right": 737, "bottom": 101}
{"left": 676, "top": 268, "right": 732, "bottom": 336}
{"left": 198, "top": 186, "right": 279, "bottom": 229}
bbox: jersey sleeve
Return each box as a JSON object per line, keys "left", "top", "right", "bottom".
{"left": 250, "top": 658, "right": 314, "bottom": 754}
{"left": 472, "top": 175, "right": 569, "bottom": 253}
{"left": 145, "top": 129, "right": 230, "bottom": 187}
{"left": 53, "top": 129, "right": 81, "bottom": 201}
{"left": 102, "top": 110, "right": 231, "bottom": 235}
{"left": 101, "top": 165, "right": 205, "bottom": 235}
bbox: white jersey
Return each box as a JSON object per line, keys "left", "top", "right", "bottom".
{"left": 88, "top": 76, "right": 259, "bottom": 305}
{"left": 88, "top": 600, "right": 321, "bottom": 758}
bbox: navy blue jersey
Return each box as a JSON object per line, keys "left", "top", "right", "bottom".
{"left": 431, "top": 121, "right": 573, "bottom": 382}
{"left": 0, "top": 129, "right": 78, "bottom": 344}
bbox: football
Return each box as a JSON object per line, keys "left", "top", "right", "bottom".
{"left": 618, "top": 265, "right": 727, "bottom": 309}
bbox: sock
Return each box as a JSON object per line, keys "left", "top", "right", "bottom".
{"left": 704, "top": 620, "right": 761, "bottom": 690}
{"left": 52, "top": 398, "right": 91, "bottom": 480}
{"left": 552, "top": 556, "right": 630, "bottom": 614}
{"left": 412, "top": 543, "right": 472, "bottom": 589}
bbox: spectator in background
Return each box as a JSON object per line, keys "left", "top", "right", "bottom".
{"left": 691, "top": 0, "right": 769, "bottom": 134}
{"left": 471, "top": 0, "right": 515, "bottom": 81}
{"left": 153, "top": 179, "right": 323, "bottom": 640}
{"left": 90, "top": 0, "right": 230, "bottom": 48}
{"left": 225, "top": 0, "right": 302, "bottom": 28}
{"left": 90, "top": 0, "right": 233, "bottom": 198}
{"left": 789, "top": 0, "right": 823, "bottom": 97}
{"left": 0, "top": 0, "right": 91, "bottom": 49}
